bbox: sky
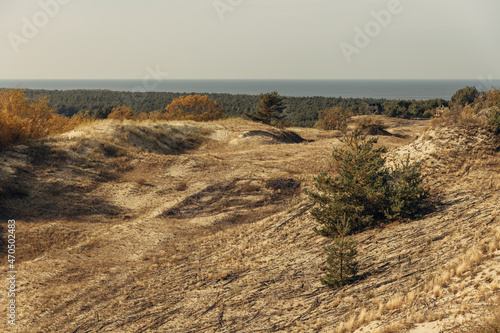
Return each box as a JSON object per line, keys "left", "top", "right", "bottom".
{"left": 0, "top": 0, "right": 499, "bottom": 80}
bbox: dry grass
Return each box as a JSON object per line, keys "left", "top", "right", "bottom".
{"left": 431, "top": 104, "right": 489, "bottom": 128}
{"left": 374, "top": 322, "right": 406, "bottom": 333}
{"left": 490, "top": 280, "right": 499, "bottom": 292}
{"left": 385, "top": 294, "right": 404, "bottom": 311}
{"left": 0, "top": 116, "right": 499, "bottom": 332}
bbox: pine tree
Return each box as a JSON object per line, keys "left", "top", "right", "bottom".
{"left": 247, "top": 91, "right": 287, "bottom": 126}
{"left": 308, "top": 131, "right": 430, "bottom": 287}
{"left": 386, "top": 154, "right": 429, "bottom": 220}
{"left": 306, "top": 132, "right": 389, "bottom": 236}
{"left": 451, "top": 86, "right": 479, "bottom": 107}
{"left": 321, "top": 216, "right": 358, "bottom": 287}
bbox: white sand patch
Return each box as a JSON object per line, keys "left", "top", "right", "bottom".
{"left": 409, "top": 322, "right": 440, "bottom": 333}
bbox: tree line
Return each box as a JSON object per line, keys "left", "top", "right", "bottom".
{"left": 19, "top": 89, "right": 450, "bottom": 127}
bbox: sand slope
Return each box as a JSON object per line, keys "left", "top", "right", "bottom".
{"left": 0, "top": 117, "right": 499, "bottom": 332}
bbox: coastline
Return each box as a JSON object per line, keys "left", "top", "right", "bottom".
{"left": 1, "top": 79, "right": 499, "bottom": 100}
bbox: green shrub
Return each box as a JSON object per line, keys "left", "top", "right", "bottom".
{"left": 386, "top": 155, "right": 429, "bottom": 220}
{"left": 307, "top": 132, "right": 430, "bottom": 287}
{"left": 306, "top": 132, "right": 389, "bottom": 237}
{"left": 247, "top": 91, "right": 287, "bottom": 127}
{"left": 307, "top": 132, "right": 429, "bottom": 238}
{"left": 488, "top": 108, "right": 500, "bottom": 131}
{"left": 320, "top": 216, "right": 358, "bottom": 287}
{"left": 451, "top": 86, "right": 479, "bottom": 107}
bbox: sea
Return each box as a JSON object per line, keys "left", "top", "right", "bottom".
{"left": 1, "top": 79, "right": 499, "bottom": 100}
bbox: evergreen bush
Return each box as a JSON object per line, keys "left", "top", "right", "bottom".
{"left": 307, "top": 132, "right": 389, "bottom": 236}
{"left": 451, "top": 86, "right": 479, "bottom": 107}
{"left": 247, "top": 91, "right": 287, "bottom": 127}
{"left": 386, "top": 155, "right": 429, "bottom": 220}
{"left": 488, "top": 109, "right": 500, "bottom": 131}
{"left": 307, "top": 132, "right": 430, "bottom": 287}
{"left": 321, "top": 216, "right": 358, "bottom": 287}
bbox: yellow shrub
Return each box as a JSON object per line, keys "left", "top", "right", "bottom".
{"left": 139, "top": 110, "right": 166, "bottom": 121}
{"left": 0, "top": 89, "right": 78, "bottom": 147}
{"left": 70, "top": 110, "right": 94, "bottom": 126}
{"left": 315, "top": 107, "right": 351, "bottom": 131}
{"left": 107, "top": 105, "right": 136, "bottom": 121}
{"left": 164, "top": 95, "right": 226, "bottom": 121}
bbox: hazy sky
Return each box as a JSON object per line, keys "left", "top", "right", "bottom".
{"left": 1, "top": 0, "right": 499, "bottom": 80}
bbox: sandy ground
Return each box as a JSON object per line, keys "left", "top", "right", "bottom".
{"left": 0, "top": 117, "right": 499, "bottom": 332}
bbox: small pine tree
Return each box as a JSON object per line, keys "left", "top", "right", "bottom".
{"left": 307, "top": 131, "right": 430, "bottom": 236}
{"left": 307, "top": 132, "right": 389, "bottom": 236}
{"left": 321, "top": 216, "right": 358, "bottom": 287}
{"left": 308, "top": 131, "right": 431, "bottom": 287}
{"left": 247, "top": 91, "right": 287, "bottom": 127}
{"left": 386, "top": 155, "right": 429, "bottom": 220}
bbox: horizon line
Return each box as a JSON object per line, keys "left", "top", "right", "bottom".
{"left": 0, "top": 78, "right": 495, "bottom": 81}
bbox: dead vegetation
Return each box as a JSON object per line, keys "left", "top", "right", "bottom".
{"left": 0, "top": 89, "right": 91, "bottom": 148}
{"left": 0, "top": 115, "right": 499, "bottom": 332}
